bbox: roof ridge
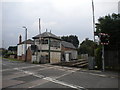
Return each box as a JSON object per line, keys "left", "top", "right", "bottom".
{"left": 32, "top": 32, "right": 61, "bottom": 40}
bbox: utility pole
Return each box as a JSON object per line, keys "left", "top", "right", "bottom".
{"left": 91, "top": 0, "right": 96, "bottom": 69}
{"left": 38, "top": 18, "right": 42, "bottom": 63}
{"left": 92, "top": 0, "right": 95, "bottom": 42}
{"left": 22, "top": 26, "right": 27, "bottom": 62}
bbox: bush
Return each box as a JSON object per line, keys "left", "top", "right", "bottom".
{"left": 95, "top": 46, "right": 102, "bottom": 69}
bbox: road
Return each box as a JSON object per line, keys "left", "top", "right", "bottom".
{"left": 1, "top": 58, "right": 119, "bottom": 90}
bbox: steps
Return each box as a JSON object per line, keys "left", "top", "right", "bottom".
{"left": 53, "top": 59, "right": 88, "bottom": 68}
{"left": 69, "top": 59, "right": 88, "bottom": 68}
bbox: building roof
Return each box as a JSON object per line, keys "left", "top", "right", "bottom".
{"left": 8, "top": 46, "right": 17, "bottom": 51}
{"left": 18, "top": 39, "right": 34, "bottom": 45}
{"left": 61, "top": 41, "right": 76, "bottom": 49}
{"left": 0, "top": 48, "right": 6, "bottom": 51}
{"left": 33, "top": 32, "right": 61, "bottom": 40}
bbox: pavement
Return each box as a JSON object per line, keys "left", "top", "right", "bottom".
{"left": 1, "top": 58, "right": 120, "bottom": 90}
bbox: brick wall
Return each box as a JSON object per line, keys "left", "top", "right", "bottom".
{"left": 26, "top": 48, "right": 32, "bottom": 62}
{"left": 61, "top": 46, "right": 75, "bottom": 51}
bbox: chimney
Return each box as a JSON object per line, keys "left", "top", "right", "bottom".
{"left": 46, "top": 29, "right": 47, "bottom": 32}
{"left": 19, "top": 35, "right": 22, "bottom": 44}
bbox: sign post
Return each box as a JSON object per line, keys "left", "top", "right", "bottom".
{"left": 99, "top": 33, "right": 109, "bottom": 71}
{"left": 102, "top": 45, "right": 105, "bottom": 71}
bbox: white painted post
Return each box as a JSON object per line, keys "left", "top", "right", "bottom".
{"left": 102, "top": 45, "right": 105, "bottom": 71}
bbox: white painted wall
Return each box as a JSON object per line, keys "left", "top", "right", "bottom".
{"left": 50, "top": 47, "right": 61, "bottom": 51}
{"left": 50, "top": 52, "right": 61, "bottom": 63}
{"left": 71, "top": 50, "right": 77, "bottom": 59}
{"left": 65, "top": 53, "right": 70, "bottom": 62}
{"left": 41, "top": 44, "right": 49, "bottom": 50}
{"left": 64, "top": 50, "right": 77, "bottom": 60}
{"left": 17, "top": 44, "right": 31, "bottom": 56}
{"left": 17, "top": 44, "right": 22, "bottom": 56}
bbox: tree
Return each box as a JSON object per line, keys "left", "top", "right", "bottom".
{"left": 95, "top": 13, "right": 120, "bottom": 47}
{"left": 78, "top": 38, "right": 97, "bottom": 56}
{"left": 95, "top": 13, "right": 120, "bottom": 70}
{"left": 61, "top": 35, "right": 79, "bottom": 48}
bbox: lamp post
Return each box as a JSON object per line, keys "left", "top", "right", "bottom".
{"left": 22, "top": 26, "right": 27, "bottom": 62}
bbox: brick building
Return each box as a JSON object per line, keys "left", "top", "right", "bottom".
{"left": 61, "top": 41, "right": 77, "bottom": 62}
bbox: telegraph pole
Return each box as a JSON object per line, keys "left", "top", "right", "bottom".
{"left": 38, "top": 18, "right": 42, "bottom": 63}
{"left": 92, "top": 0, "right": 95, "bottom": 42}
{"left": 91, "top": 0, "right": 96, "bottom": 69}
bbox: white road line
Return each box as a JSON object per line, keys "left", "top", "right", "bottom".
{"left": 43, "top": 77, "right": 84, "bottom": 89}
{"left": 2, "top": 64, "right": 7, "bottom": 66}
{"left": 2, "top": 63, "right": 117, "bottom": 79}
{"left": 88, "top": 73, "right": 107, "bottom": 77}
{"left": 55, "top": 71, "right": 75, "bottom": 79}
{"left": 17, "top": 65, "right": 41, "bottom": 69}
{"left": 2, "top": 69, "right": 15, "bottom": 72}
{"left": 13, "top": 67, "right": 85, "bottom": 90}
{"left": 1, "top": 65, "right": 41, "bottom": 72}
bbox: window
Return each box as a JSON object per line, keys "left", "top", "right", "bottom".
{"left": 41, "top": 39, "right": 48, "bottom": 44}
{"left": 35, "top": 39, "right": 48, "bottom": 44}
{"left": 50, "top": 40, "right": 60, "bottom": 48}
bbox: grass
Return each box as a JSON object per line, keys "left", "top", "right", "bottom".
{"left": 3, "top": 57, "right": 23, "bottom": 62}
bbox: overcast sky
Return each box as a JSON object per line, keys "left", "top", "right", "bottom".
{"left": 1, "top": 0, "right": 119, "bottom": 48}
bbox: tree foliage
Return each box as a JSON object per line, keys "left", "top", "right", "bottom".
{"left": 95, "top": 13, "right": 120, "bottom": 46}
{"left": 95, "top": 46, "right": 102, "bottom": 69}
{"left": 95, "top": 13, "right": 120, "bottom": 70}
{"left": 61, "top": 35, "right": 79, "bottom": 48}
{"left": 78, "top": 38, "right": 97, "bottom": 56}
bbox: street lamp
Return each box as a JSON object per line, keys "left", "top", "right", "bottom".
{"left": 22, "top": 26, "right": 27, "bottom": 62}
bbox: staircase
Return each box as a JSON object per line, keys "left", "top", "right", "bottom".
{"left": 70, "top": 59, "right": 88, "bottom": 68}
{"left": 53, "top": 59, "right": 88, "bottom": 68}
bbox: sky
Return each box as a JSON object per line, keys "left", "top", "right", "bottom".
{"left": 1, "top": 0, "right": 119, "bottom": 48}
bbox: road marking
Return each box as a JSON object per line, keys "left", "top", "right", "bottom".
{"left": 43, "top": 77, "right": 85, "bottom": 89}
{"left": 13, "top": 67, "right": 86, "bottom": 90}
{"left": 2, "top": 63, "right": 7, "bottom": 66}
{"left": 89, "top": 73, "right": 106, "bottom": 77}
{"left": 16, "top": 65, "right": 41, "bottom": 69}
{"left": 55, "top": 71, "right": 75, "bottom": 79}
{"left": 2, "top": 69, "right": 15, "bottom": 72}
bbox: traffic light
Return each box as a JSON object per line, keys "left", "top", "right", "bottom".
{"left": 99, "top": 33, "right": 109, "bottom": 45}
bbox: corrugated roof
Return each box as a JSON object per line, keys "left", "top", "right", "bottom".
{"left": 61, "top": 41, "right": 76, "bottom": 49}
{"left": 33, "top": 32, "right": 61, "bottom": 40}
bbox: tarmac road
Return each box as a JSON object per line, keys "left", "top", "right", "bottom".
{"left": 1, "top": 58, "right": 119, "bottom": 90}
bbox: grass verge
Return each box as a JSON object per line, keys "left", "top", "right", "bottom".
{"left": 3, "top": 57, "right": 23, "bottom": 62}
